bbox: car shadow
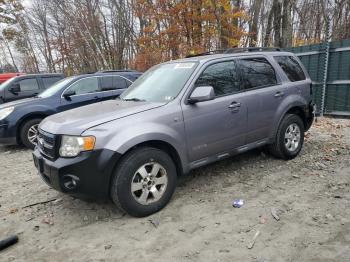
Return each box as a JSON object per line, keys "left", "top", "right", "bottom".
{"left": 0, "top": 144, "right": 28, "bottom": 153}
{"left": 177, "top": 148, "right": 269, "bottom": 187}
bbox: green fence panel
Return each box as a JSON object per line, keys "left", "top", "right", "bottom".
{"left": 287, "top": 38, "right": 350, "bottom": 115}
{"left": 325, "top": 84, "right": 350, "bottom": 113}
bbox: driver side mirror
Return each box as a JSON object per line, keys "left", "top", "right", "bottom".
{"left": 63, "top": 90, "right": 76, "bottom": 100}
{"left": 188, "top": 86, "right": 215, "bottom": 104}
{"left": 9, "top": 83, "right": 21, "bottom": 94}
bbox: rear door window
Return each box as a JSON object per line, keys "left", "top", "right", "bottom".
{"left": 100, "top": 76, "right": 114, "bottom": 91}
{"left": 237, "top": 58, "right": 277, "bottom": 90}
{"left": 113, "top": 76, "right": 128, "bottom": 89}
{"left": 42, "top": 76, "right": 63, "bottom": 88}
{"left": 101, "top": 76, "right": 129, "bottom": 90}
{"left": 274, "top": 56, "right": 306, "bottom": 82}
{"left": 195, "top": 61, "right": 240, "bottom": 96}
{"left": 18, "top": 78, "right": 40, "bottom": 91}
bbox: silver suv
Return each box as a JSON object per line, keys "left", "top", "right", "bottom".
{"left": 33, "top": 49, "right": 315, "bottom": 217}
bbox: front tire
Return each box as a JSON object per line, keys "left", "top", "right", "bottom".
{"left": 268, "top": 114, "right": 305, "bottom": 160}
{"left": 110, "top": 147, "right": 177, "bottom": 217}
{"left": 20, "top": 118, "right": 42, "bottom": 150}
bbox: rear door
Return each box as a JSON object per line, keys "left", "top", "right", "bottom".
{"left": 182, "top": 60, "right": 247, "bottom": 162}
{"left": 4, "top": 77, "right": 40, "bottom": 102}
{"left": 236, "top": 57, "right": 284, "bottom": 143}
{"left": 58, "top": 76, "right": 104, "bottom": 112}
{"left": 99, "top": 75, "right": 131, "bottom": 101}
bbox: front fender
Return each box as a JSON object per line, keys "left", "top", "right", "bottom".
{"left": 102, "top": 123, "right": 189, "bottom": 173}
{"left": 16, "top": 107, "right": 56, "bottom": 128}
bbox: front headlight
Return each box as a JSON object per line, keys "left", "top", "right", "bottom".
{"left": 59, "top": 135, "right": 95, "bottom": 157}
{"left": 0, "top": 107, "right": 14, "bottom": 121}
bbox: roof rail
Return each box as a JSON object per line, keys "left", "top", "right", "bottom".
{"left": 186, "top": 47, "right": 281, "bottom": 58}
{"left": 98, "top": 69, "right": 137, "bottom": 73}
{"left": 78, "top": 72, "right": 96, "bottom": 75}
{"left": 224, "top": 47, "right": 281, "bottom": 53}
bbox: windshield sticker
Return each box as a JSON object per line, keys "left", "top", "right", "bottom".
{"left": 164, "top": 96, "right": 174, "bottom": 101}
{"left": 174, "top": 63, "right": 195, "bottom": 69}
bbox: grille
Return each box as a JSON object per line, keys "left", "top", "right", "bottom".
{"left": 37, "top": 129, "right": 57, "bottom": 159}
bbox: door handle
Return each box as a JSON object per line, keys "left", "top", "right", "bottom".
{"left": 274, "top": 91, "right": 285, "bottom": 97}
{"left": 228, "top": 102, "right": 241, "bottom": 109}
{"left": 229, "top": 102, "right": 241, "bottom": 108}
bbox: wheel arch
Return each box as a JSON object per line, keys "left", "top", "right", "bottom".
{"left": 285, "top": 106, "right": 308, "bottom": 129}
{"left": 272, "top": 100, "right": 310, "bottom": 141}
{"left": 16, "top": 113, "right": 49, "bottom": 143}
{"left": 106, "top": 139, "right": 185, "bottom": 202}
{"left": 117, "top": 140, "right": 185, "bottom": 177}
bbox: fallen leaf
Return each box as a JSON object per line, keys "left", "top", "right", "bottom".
{"left": 9, "top": 208, "right": 18, "bottom": 214}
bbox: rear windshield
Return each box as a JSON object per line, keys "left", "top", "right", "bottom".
{"left": 274, "top": 56, "right": 306, "bottom": 82}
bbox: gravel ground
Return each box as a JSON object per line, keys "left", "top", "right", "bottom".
{"left": 0, "top": 117, "right": 350, "bottom": 262}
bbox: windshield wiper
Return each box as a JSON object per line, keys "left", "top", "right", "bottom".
{"left": 122, "top": 98, "right": 146, "bottom": 102}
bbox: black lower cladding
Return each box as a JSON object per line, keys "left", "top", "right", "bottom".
{"left": 304, "top": 102, "right": 316, "bottom": 131}
{"left": 33, "top": 148, "right": 121, "bottom": 199}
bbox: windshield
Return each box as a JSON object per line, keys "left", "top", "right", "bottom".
{"left": 0, "top": 78, "right": 16, "bottom": 90}
{"left": 120, "top": 62, "right": 198, "bottom": 102}
{"left": 38, "top": 76, "right": 76, "bottom": 98}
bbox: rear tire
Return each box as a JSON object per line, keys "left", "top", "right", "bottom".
{"left": 267, "top": 114, "right": 304, "bottom": 160}
{"left": 20, "top": 118, "right": 42, "bottom": 150}
{"left": 110, "top": 147, "right": 177, "bottom": 217}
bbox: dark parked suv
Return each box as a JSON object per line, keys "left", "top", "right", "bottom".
{"left": 33, "top": 49, "right": 315, "bottom": 217}
{"left": 0, "top": 71, "right": 141, "bottom": 149}
{"left": 0, "top": 73, "right": 64, "bottom": 104}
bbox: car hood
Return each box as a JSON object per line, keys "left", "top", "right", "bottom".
{"left": 0, "top": 97, "right": 44, "bottom": 109}
{"left": 40, "top": 99, "right": 166, "bottom": 135}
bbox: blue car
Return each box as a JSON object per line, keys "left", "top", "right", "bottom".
{"left": 0, "top": 70, "right": 141, "bottom": 149}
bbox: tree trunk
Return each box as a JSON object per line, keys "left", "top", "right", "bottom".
{"left": 281, "top": 0, "right": 292, "bottom": 47}
{"left": 273, "top": 0, "right": 282, "bottom": 47}
{"left": 249, "top": 0, "right": 263, "bottom": 47}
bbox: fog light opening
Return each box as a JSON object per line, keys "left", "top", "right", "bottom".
{"left": 62, "top": 175, "right": 80, "bottom": 190}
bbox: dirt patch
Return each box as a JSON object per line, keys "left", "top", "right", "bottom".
{"left": 1, "top": 117, "right": 350, "bottom": 262}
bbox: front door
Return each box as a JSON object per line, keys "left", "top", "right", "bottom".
{"left": 4, "top": 77, "right": 40, "bottom": 102}
{"left": 59, "top": 76, "right": 103, "bottom": 112}
{"left": 182, "top": 60, "right": 247, "bottom": 162}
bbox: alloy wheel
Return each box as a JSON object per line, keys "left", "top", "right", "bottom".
{"left": 131, "top": 162, "right": 168, "bottom": 205}
{"left": 284, "top": 123, "right": 301, "bottom": 152}
{"left": 27, "top": 124, "right": 39, "bottom": 146}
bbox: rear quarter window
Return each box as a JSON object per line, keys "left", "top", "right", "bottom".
{"left": 274, "top": 56, "right": 306, "bottom": 82}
